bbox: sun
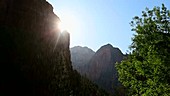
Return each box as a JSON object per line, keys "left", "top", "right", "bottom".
{"left": 58, "top": 21, "right": 68, "bottom": 32}
{"left": 57, "top": 12, "right": 79, "bottom": 34}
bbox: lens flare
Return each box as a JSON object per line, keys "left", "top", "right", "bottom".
{"left": 58, "top": 21, "right": 67, "bottom": 32}
{"left": 57, "top": 11, "right": 80, "bottom": 34}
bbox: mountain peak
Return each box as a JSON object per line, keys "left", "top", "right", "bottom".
{"left": 70, "top": 44, "right": 124, "bottom": 94}
{"left": 103, "top": 43, "right": 113, "bottom": 47}
{"left": 101, "top": 43, "right": 117, "bottom": 49}
{"left": 97, "top": 44, "right": 116, "bottom": 53}
{"left": 71, "top": 46, "right": 95, "bottom": 53}
{"left": 70, "top": 46, "right": 95, "bottom": 73}
{"left": 98, "top": 44, "right": 122, "bottom": 54}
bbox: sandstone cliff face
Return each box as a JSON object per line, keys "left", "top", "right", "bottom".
{"left": 87, "top": 44, "right": 123, "bottom": 79}
{"left": 0, "top": 0, "right": 72, "bottom": 96}
{"left": 85, "top": 44, "right": 124, "bottom": 94}
{"left": 70, "top": 44, "right": 124, "bottom": 94}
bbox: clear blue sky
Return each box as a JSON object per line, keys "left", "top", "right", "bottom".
{"left": 47, "top": 0, "right": 170, "bottom": 53}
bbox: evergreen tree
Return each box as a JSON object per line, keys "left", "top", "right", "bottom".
{"left": 116, "top": 4, "right": 170, "bottom": 96}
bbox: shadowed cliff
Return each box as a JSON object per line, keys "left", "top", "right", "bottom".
{"left": 0, "top": 0, "right": 110, "bottom": 96}
{"left": 0, "top": 0, "right": 72, "bottom": 95}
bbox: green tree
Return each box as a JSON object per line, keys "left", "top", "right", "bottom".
{"left": 116, "top": 4, "right": 170, "bottom": 96}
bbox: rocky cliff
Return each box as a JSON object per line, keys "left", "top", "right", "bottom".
{"left": 70, "top": 46, "right": 95, "bottom": 74}
{"left": 71, "top": 44, "right": 124, "bottom": 94}
{"left": 86, "top": 44, "right": 124, "bottom": 94}
{"left": 0, "top": 0, "right": 72, "bottom": 96}
{"left": 0, "top": 1, "right": 110, "bottom": 96}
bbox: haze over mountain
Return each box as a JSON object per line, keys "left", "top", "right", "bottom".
{"left": 71, "top": 44, "right": 125, "bottom": 94}
{"left": 71, "top": 46, "right": 95, "bottom": 74}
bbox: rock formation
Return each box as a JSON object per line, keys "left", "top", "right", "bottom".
{"left": 86, "top": 44, "right": 123, "bottom": 79}
{"left": 0, "top": 0, "right": 110, "bottom": 96}
{"left": 70, "top": 46, "right": 95, "bottom": 74}
{"left": 86, "top": 44, "right": 124, "bottom": 94}
{"left": 71, "top": 44, "right": 124, "bottom": 94}
{"left": 0, "top": 0, "right": 72, "bottom": 96}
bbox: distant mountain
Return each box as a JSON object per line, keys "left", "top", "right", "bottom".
{"left": 71, "top": 44, "right": 125, "bottom": 95}
{"left": 70, "top": 46, "right": 95, "bottom": 74}
{"left": 85, "top": 44, "right": 124, "bottom": 94}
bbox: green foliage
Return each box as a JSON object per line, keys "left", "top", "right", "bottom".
{"left": 116, "top": 4, "right": 170, "bottom": 96}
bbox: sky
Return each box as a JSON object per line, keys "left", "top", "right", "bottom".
{"left": 47, "top": 0, "right": 170, "bottom": 53}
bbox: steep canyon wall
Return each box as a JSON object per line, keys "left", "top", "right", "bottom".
{"left": 0, "top": 0, "right": 72, "bottom": 96}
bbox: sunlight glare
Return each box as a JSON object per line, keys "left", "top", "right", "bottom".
{"left": 57, "top": 11, "right": 80, "bottom": 34}
{"left": 58, "top": 21, "right": 67, "bottom": 32}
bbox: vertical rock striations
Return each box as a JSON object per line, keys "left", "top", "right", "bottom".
{"left": 0, "top": 0, "right": 73, "bottom": 96}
